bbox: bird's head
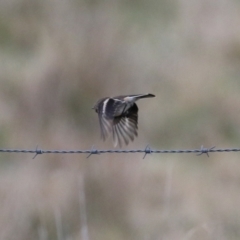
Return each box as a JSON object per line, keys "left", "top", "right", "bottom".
{"left": 92, "top": 105, "right": 98, "bottom": 113}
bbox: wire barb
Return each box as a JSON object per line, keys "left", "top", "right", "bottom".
{"left": 86, "top": 145, "right": 100, "bottom": 158}
{"left": 1, "top": 145, "right": 240, "bottom": 158}
{"left": 143, "top": 145, "right": 152, "bottom": 159}
{"left": 197, "top": 145, "right": 215, "bottom": 157}
{"left": 32, "top": 145, "right": 43, "bottom": 159}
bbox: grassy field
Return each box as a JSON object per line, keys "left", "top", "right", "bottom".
{"left": 0, "top": 0, "right": 240, "bottom": 239}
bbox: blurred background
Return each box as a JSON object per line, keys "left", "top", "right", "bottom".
{"left": 1, "top": 0, "right": 240, "bottom": 239}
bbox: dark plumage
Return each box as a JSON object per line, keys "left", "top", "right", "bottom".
{"left": 93, "top": 93, "right": 155, "bottom": 147}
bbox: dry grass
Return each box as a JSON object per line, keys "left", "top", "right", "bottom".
{"left": 0, "top": 0, "right": 240, "bottom": 239}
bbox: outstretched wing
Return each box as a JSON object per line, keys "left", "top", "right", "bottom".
{"left": 97, "top": 98, "right": 126, "bottom": 141}
{"left": 98, "top": 112, "right": 112, "bottom": 141}
{"left": 112, "top": 103, "right": 138, "bottom": 147}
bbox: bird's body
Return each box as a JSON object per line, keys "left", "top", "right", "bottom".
{"left": 93, "top": 93, "right": 155, "bottom": 147}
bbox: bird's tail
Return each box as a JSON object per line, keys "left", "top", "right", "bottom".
{"left": 120, "top": 93, "right": 155, "bottom": 103}
{"left": 135, "top": 93, "right": 155, "bottom": 99}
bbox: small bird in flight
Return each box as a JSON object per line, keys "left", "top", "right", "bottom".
{"left": 93, "top": 93, "right": 155, "bottom": 147}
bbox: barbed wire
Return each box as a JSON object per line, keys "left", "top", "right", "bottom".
{"left": 0, "top": 145, "right": 239, "bottom": 159}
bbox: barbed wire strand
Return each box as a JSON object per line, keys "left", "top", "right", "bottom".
{"left": 0, "top": 145, "right": 239, "bottom": 159}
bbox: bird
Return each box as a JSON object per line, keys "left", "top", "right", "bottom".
{"left": 93, "top": 93, "right": 155, "bottom": 147}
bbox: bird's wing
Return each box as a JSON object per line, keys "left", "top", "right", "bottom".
{"left": 104, "top": 98, "right": 126, "bottom": 118}
{"left": 98, "top": 112, "right": 112, "bottom": 141}
{"left": 97, "top": 98, "right": 125, "bottom": 141}
{"left": 112, "top": 103, "right": 138, "bottom": 147}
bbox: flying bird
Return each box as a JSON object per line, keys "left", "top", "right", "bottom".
{"left": 93, "top": 93, "right": 155, "bottom": 147}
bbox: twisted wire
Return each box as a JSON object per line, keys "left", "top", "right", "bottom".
{"left": 0, "top": 145, "right": 238, "bottom": 159}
